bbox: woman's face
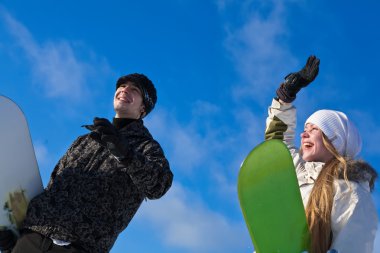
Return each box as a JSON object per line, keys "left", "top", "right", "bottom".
{"left": 300, "top": 123, "right": 334, "bottom": 163}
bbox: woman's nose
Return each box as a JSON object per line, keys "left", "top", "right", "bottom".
{"left": 300, "top": 131, "right": 309, "bottom": 138}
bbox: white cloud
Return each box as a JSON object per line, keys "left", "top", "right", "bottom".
{"left": 1, "top": 9, "right": 110, "bottom": 102}
{"left": 146, "top": 105, "right": 244, "bottom": 175}
{"left": 139, "top": 101, "right": 255, "bottom": 253}
{"left": 146, "top": 109, "right": 208, "bottom": 174}
{"left": 223, "top": 0, "right": 298, "bottom": 105}
{"left": 137, "top": 183, "right": 251, "bottom": 253}
{"left": 211, "top": 106, "right": 266, "bottom": 201}
{"left": 351, "top": 110, "right": 380, "bottom": 156}
{"left": 145, "top": 105, "right": 261, "bottom": 214}
{"left": 233, "top": 106, "right": 264, "bottom": 144}
{"left": 215, "top": 0, "right": 234, "bottom": 11}
{"left": 191, "top": 100, "right": 221, "bottom": 116}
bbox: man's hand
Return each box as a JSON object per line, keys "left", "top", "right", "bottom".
{"left": 276, "top": 55, "right": 320, "bottom": 103}
{"left": 85, "top": 118, "right": 131, "bottom": 161}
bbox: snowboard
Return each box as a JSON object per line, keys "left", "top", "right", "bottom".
{"left": 238, "top": 139, "right": 310, "bottom": 253}
{"left": 0, "top": 95, "right": 43, "bottom": 233}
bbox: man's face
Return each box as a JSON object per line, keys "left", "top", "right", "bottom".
{"left": 113, "top": 82, "right": 145, "bottom": 119}
{"left": 300, "top": 123, "right": 333, "bottom": 163}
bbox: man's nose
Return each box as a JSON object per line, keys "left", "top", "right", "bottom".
{"left": 121, "top": 85, "right": 131, "bottom": 92}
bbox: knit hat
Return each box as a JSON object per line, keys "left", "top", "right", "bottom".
{"left": 116, "top": 73, "right": 157, "bottom": 116}
{"left": 305, "top": 110, "right": 362, "bottom": 158}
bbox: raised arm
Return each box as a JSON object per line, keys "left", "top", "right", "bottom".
{"left": 265, "top": 55, "right": 320, "bottom": 156}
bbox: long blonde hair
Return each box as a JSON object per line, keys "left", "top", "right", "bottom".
{"left": 305, "top": 133, "right": 348, "bottom": 253}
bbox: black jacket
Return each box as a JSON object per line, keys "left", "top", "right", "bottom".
{"left": 23, "top": 119, "right": 173, "bottom": 253}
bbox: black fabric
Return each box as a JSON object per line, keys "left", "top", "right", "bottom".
{"left": 22, "top": 119, "right": 173, "bottom": 253}
{"left": 0, "top": 229, "right": 16, "bottom": 251}
{"left": 85, "top": 117, "right": 132, "bottom": 161}
{"left": 112, "top": 117, "right": 136, "bottom": 129}
{"left": 276, "top": 55, "right": 320, "bottom": 103}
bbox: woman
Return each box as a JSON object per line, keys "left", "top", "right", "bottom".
{"left": 265, "top": 56, "right": 378, "bottom": 253}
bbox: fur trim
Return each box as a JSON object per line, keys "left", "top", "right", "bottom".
{"left": 338, "top": 159, "right": 378, "bottom": 191}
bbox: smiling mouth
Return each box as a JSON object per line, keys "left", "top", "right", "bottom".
{"left": 117, "top": 94, "right": 133, "bottom": 103}
{"left": 303, "top": 142, "right": 313, "bottom": 149}
{"left": 118, "top": 97, "right": 130, "bottom": 103}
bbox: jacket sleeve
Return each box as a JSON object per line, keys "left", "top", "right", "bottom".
{"left": 265, "top": 99, "right": 298, "bottom": 156}
{"left": 120, "top": 138, "right": 173, "bottom": 200}
{"left": 330, "top": 180, "right": 378, "bottom": 253}
{"left": 265, "top": 98, "right": 311, "bottom": 185}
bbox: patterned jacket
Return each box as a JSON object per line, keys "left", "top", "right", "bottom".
{"left": 23, "top": 119, "right": 173, "bottom": 253}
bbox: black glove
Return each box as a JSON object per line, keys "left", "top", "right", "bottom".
{"left": 0, "top": 229, "right": 17, "bottom": 251}
{"left": 276, "top": 55, "right": 320, "bottom": 103}
{"left": 84, "top": 117, "right": 131, "bottom": 161}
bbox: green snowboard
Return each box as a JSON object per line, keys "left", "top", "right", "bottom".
{"left": 238, "top": 139, "right": 310, "bottom": 253}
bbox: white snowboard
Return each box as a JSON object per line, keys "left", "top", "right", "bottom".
{"left": 0, "top": 95, "right": 43, "bottom": 231}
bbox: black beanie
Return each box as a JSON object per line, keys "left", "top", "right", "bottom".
{"left": 116, "top": 73, "right": 157, "bottom": 116}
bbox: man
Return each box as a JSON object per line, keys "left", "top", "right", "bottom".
{"left": 0, "top": 73, "right": 173, "bottom": 253}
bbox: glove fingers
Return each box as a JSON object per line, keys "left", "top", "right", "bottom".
{"left": 93, "top": 117, "right": 106, "bottom": 125}
{"left": 92, "top": 117, "right": 117, "bottom": 135}
{"left": 304, "top": 55, "right": 320, "bottom": 80}
{"left": 94, "top": 121, "right": 112, "bottom": 128}
{"left": 306, "top": 55, "right": 315, "bottom": 66}
{"left": 309, "top": 56, "right": 320, "bottom": 67}
{"left": 310, "top": 57, "right": 320, "bottom": 71}
{"left": 82, "top": 124, "right": 95, "bottom": 131}
{"left": 94, "top": 117, "right": 112, "bottom": 125}
{"left": 94, "top": 125, "right": 116, "bottom": 135}
{"left": 278, "top": 55, "right": 320, "bottom": 102}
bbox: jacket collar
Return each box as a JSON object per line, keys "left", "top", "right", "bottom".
{"left": 118, "top": 119, "right": 153, "bottom": 139}
{"left": 298, "top": 159, "right": 377, "bottom": 191}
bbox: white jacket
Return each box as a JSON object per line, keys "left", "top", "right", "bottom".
{"left": 265, "top": 99, "right": 378, "bottom": 253}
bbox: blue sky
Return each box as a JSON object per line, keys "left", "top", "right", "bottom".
{"left": 1, "top": 0, "right": 380, "bottom": 252}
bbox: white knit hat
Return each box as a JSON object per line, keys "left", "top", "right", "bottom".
{"left": 305, "top": 110, "right": 362, "bottom": 158}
